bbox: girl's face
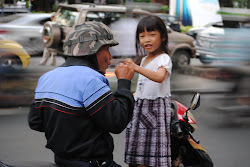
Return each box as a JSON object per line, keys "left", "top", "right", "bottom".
{"left": 138, "top": 28, "right": 165, "bottom": 55}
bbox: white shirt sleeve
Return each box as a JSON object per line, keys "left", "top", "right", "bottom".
{"left": 156, "top": 53, "right": 172, "bottom": 74}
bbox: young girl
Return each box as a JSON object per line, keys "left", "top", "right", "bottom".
{"left": 124, "top": 15, "right": 172, "bottom": 167}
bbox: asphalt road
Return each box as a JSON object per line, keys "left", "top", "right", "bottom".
{"left": 0, "top": 57, "right": 250, "bottom": 166}
{"left": 0, "top": 94, "right": 250, "bottom": 167}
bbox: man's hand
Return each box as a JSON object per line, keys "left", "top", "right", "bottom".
{"left": 115, "top": 63, "right": 134, "bottom": 80}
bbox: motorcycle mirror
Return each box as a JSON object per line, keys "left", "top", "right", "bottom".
{"left": 190, "top": 93, "right": 200, "bottom": 110}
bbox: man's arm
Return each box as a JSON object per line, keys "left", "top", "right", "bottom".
{"left": 28, "top": 99, "right": 45, "bottom": 132}
{"left": 86, "top": 79, "right": 134, "bottom": 134}
{"left": 85, "top": 64, "right": 135, "bottom": 134}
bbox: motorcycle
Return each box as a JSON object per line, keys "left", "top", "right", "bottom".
{"left": 0, "top": 93, "right": 213, "bottom": 167}
{"left": 171, "top": 93, "right": 213, "bottom": 167}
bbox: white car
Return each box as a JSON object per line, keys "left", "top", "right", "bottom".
{"left": 0, "top": 13, "right": 51, "bottom": 56}
{"left": 195, "top": 25, "right": 250, "bottom": 65}
{"left": 186, "top": 21, "right": 223, "bottom": 39}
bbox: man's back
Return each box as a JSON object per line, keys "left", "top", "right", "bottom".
{"left": 29, "top": 65, "right": 115, "bottom": 160}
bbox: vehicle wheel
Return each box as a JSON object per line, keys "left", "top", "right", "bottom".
{"left": 172, "top": 50, "right": 190, "bottom": 68}
{"left": 199, "top": 57, "right": 213, "bottom": 64}
{"left": 0, "top": 56, "right": 22, "bottom": 70}
{"left": 42, "top": 21, "right": 61, "bottom": 48}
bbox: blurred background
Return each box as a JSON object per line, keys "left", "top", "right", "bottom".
{"left": 0, "top": 0, "right": 250, "bottom": 167}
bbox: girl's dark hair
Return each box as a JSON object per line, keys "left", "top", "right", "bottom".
{"left": 135, "top": 15, "right": 168, "bottom": 64}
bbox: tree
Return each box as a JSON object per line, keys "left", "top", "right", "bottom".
{"left": 219, "top": 0, "right": 250, "bottom": 8}
{"left": 234, "top": 0, "right": 250, "bottom": 8}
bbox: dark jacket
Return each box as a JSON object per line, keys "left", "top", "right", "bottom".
{"left": 28, "top": 57, "right": 134, "bottom": 161}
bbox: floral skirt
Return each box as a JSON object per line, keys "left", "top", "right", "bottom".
{"left": 125, "top": 96, "right": 171, "bottom": 167}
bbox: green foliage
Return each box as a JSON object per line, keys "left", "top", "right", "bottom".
{"left": 107, "top": 0, "right": 120, "bottom": 4}
{"left": 181, "top": 25, "right": 193, "bottom": 33}
{"left": 31, "top": 11, "right": 46, "bottom": 13}
{"left": 134, "top": 0, "right": 152, "bottom": 2}
{"left": 233, "top": 0, "right": 248, "bottom": 8}
{"left": 25, "top": 1, "right": 29, "bottom": 9}
{"left": 217, "top": 11, "right": 250, "bottom": 17}
{"left": 52, "top": 2, "right": 58, "bottom": 12}
{"left": 161, "top": 5, "right": 169, "bottom": 13}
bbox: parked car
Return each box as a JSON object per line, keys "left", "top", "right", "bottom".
{"left": 187, "top": 21, "right": 223, "bottom": 39}
{"left": 0, "top": 7, "right": 30, "bottom": 16}
{"left": 167, "top": 26, "right": 196, "bottom": 67}
{"left": 42, "top": 3, "right": 150, "bottom": 51}
{"left": 0, "top": 38, "right": 30, "bottom": 70}
{"left": 154, "top": 13, "right": 182, "bottom": 32}
{"left": 0, "top": 14, "right": 21, "bottom": 23}
{"left": 0, "top": 13, "right": 51, "bottom": 56}
{"left": 43, "top": 3, "right": 196, "bottom": 68}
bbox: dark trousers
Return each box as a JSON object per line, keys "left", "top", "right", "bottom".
{"left": 55, "top": 155, "right": 122, "bottom": 167}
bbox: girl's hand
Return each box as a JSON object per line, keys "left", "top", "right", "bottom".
{"left": 124, "top": 58, "right": 168, "bottom": 83}
{"left": 124, "top": 58, "right": 137, "bottom": 70}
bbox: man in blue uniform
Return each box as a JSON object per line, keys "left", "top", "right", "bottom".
{"left": 28, "top": 22, "right": 135, "bottom": 167}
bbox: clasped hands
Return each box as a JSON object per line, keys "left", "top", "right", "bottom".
{"left": 115, "top": 58, "right": 136, "bottom": 80}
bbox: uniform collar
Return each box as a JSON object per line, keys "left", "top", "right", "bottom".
{"left": 60, "top": 57, "right": 104, "bottom": 75}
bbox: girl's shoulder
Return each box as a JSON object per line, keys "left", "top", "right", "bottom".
{"left": 158, "top": 53, "right": 170, "bottom": 58}
{"left": 155, "top": 53, "right": 172, "bottom": 70}
{"left": 154, "top": 53, "right": 171, "bottom": 62}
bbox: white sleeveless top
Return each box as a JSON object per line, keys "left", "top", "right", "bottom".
{"left": 134, "top": 53, "right": 172, "bottom": 100}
